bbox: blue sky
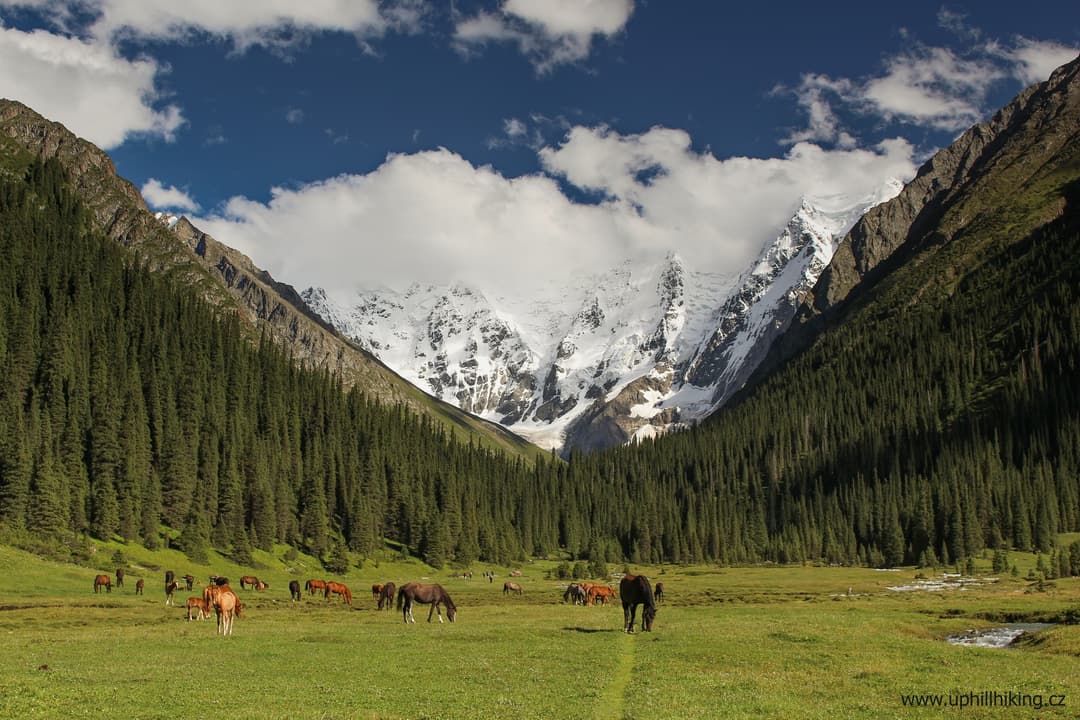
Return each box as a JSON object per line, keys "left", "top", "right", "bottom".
{"left": 0, "top": 1, "right": 1077, "bottom": 299}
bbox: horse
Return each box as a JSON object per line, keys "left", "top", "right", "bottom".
{"left": 289, "top": 580, "right": 302, "bottom": 601}
{"left": 654, "top": 582, "right": 665, "bottom": 604}
{"left": 619, "top": 574, "right": 657, "bottom": 633}
{"left": 503, "top": 581, "right": 523, "bottom": 595}
{"left": 115, "top": 568, "right": 125, "bottom": 588}
{"left": 182, "top": 574, "right": 195, "bottom": 591}
{"left": 165, "top": 580, "right": 178, "bottom": 606}
{"left": 305, "top": 579, "right": 326, "bottom": 595}
{"left": 255, "top": 580, "right": 268, "bottom": 591}
{"left": 135, "top": 578, "right": 144, "bottom": 595}
{"left": 93, "top": 574, "right": 111, "bottom": 593}
{"left": 239, "top": 575, "right": 261, "bottom": 590}
{"left": 397, "top": 582, "right": 456, "bottom": 624}
{"left": 325, "top": 581, "right": 352, "bottom": 605}
{"left": 214, "top": 589, "right": 242, "bottom": 636}
{"left": 587, "top": 585, "right": 617, "bottom": 606}
{"left": 563, "top": 583, "right": 586, "bottom": 605}
{"left": 372, "top": 583, "right": 384, "bottom": 600}
{"left": 186, "top": 597, "right": 210, "bottom": 621}
{"left": 165, "top": 570, "right": 174, "bottom": 585}
{"left": 377, "top": 582, "right": 396, "bottom": 611}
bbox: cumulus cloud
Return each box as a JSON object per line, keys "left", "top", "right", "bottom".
{"left": 194, "top": 126, "right": 916, "bottom": 306}
{"left": 992, "top": 38, "right": 1079, "bottom": 85}
{"left": 141, "top": 178, "right": 200, "bottom": 212}
{"left": 454, "top": 0, "right": 634, "bottom": 73}
{"left": 0, "top": 25, "right": 183, "bottom": 148}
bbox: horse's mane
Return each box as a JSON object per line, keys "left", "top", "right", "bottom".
{"left": 439, "top": 585, "right": 456, "bottom": 610}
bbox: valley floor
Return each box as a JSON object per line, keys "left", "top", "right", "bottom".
{"left": 0, "top": 547, "right": 1077, "bottom": 719}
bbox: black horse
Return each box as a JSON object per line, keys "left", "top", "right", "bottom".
{"left": 378, "top": 582, "right": 397, "bottom": 611}
{"left": 619, "top": 575, "right": 657, "bottom": 633}
{"left": 289, "top": 579, "right": 302, "bottom": 601}
{"left": 397, "top": 582, "right": 456, "bottom": 623}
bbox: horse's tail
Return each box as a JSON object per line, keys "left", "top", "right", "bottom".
{"left": 305, "top": 579, "right": 311, "bottom": 591}
{"left": 396, "top": 586, "right": 405, "bottom": 610}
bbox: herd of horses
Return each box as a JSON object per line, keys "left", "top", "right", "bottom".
{"left": 93, "top": 567, "right": 661, "bottom": 635}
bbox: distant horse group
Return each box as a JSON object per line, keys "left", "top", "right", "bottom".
{"left": 397, "top": 582, "right": 456, "bottom": 624}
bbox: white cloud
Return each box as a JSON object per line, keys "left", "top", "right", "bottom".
{"left": 0, "top": 25, "right": 183, "bottom": 148}
{"left": 454, "top": 0, "right": 634, "bottom": 73}
{"left": 141, "top": 178, "right": 199, "bottom": 212}
{"left": 993, "top": 38, "right": 1078, "bottom": 85}
{"left": 285, "top": 107, "right": 305, "bottom": 124}
{"left": 194, "top": 126, "right": 916, "bottom": 305}
{"left": 781, "top": 34, "right": 1078, "bottom": 145}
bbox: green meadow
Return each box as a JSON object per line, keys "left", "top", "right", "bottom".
{"left": 0, "top": 542, "right": 1077, "bottom": 719}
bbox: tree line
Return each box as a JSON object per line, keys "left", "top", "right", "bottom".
{"left": 1, "top": 159, "right": 1078, "bottom": 574}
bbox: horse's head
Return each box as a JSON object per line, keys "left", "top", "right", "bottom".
{"left": 446, "top": 604, "right": 456, "bottom": 623}
{"left": 642, "top": 605, "right": 656, "bottom": 632}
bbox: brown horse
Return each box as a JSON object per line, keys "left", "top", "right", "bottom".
{"left": 115, "top": 568, "right": 125, "bottom": 588}
{"left": 397, "top": 582, "right": 456, "bottom": 624}
{"left": 587, "top": 585, "right": 617, "bottom": 606}
{"left": 503, "top": 581, "right": 523, "bottom": 595}
{"left": 186, "top": 597, "right": 210, "bottom": 621}
{"left": 371, "top": 583, "right": 384, "bottom": 600}
{"left": 325, "top": 581, "right": 352, "bottom": 605}
{"left": 239, "top": 575, "right": 261, "bottom": 590}
{"left": 654, "top": 582, "right": 665, "bottom": 604}
{"left": 305, "top": 579, "right": 326, "bottom": 595}
{"left": 135, "top": 578, "right": 144, "bottom": 595}
{"left": 93, "top": 574, "right": 111, "bottom": 593}
{"left": 214, "top": 589, "right": 241, "bottom": 636}
{"left": 182, "top": 574, "right": 195, "bottom": 591}
{"left": 619, "top": 574, "right": 657, "bottom": 633}
{"left": 377, "top": 582, "right": 396, "bottom": 611}
{"left": 289, "top": 579, "right": 302, "bottom": 601}
{"left": 165, "top": 580, "right": 178, "bottom": 606}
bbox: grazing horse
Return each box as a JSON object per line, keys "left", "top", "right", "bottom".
{"left": 186, "top": 597, "right": 210, "bottom": 621}
{"left": 93, "top": 574, "right": 111, "bottom": 593}
{"left": 587, "top": 585, "right": 617, "bottom": 606}
{"left": 165, "top": 580, "right": 178, "bottom": 606}
{"left": 239, "top": 575, "right": 261, "bottom": 590}
{"left": 135, "top": 578, "right": 144, "bottom": 595}
{"left": 289, "top": 580, "right": 302, "bottom": 601}
{"left": 305, "top": 579, "right": 326, "bottom": 595}
{"left": 255, "top": 580, "right": 268, "bottom": 591}
{"left": 214, "top": 590, "right": 241, "bottom": 636}
{"left": 397, "top": 582, "right": 456, "bottom": 624}
{"left": 503, "top": 581, "right": 523, "bottom": 595}
{"left": 325, "top": 581, "right": 352, "bottom": 605}
{"left": 372, "top": 584, "right": 384, "bottom": 600}
{"left": 654, "top": 582, "right": 665, "bottom": 604}
{"left": 377, "top": 582, "right": 396, "bottom": 611}
{"left": 115, "top": 568, "right": 125, "bottom": 588}
{"left": 619, "top": 574, "right": 657, "bottom": 633}
{"left": 563, "top": 584, "right": 587, "bottom": 605}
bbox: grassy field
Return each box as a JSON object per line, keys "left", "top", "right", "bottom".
{"left": 0, "top": 542, "right": 1077, "bottom": 719}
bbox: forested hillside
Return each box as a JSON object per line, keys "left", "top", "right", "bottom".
{"left": 0, "top": 159, "right": 547, "bottom": 567}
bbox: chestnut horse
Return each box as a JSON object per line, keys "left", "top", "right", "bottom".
{"left": 397, "top": 582, "right": 456, "bottom": 624}
{"left": 371, "top": 584, "right": 384, "bottom": 600}
{"left": 377, "top": 582, "right": 396, "bottom": 611}
{"left": 239, "top": 575, "right": 261, "bottom": 590}
{"left": 305, "top": 579, "right": 326, "bottom": 595}
{"left": 186, "top": 597, "right": 210, "bottom": 621}
{"left": 93, "top": 574, "right": 111, "bottom": 593}
{"left": 289, "top": 579, "right": 302, "bottom": 601}
{"left": 325, "top": 581, "right": 352, "bottom": 605}
{"left": 587, "top": 585, "right": 617, "bottom": 606}
{"left": 503, "top": 581, "right": 523, "bottom": 595}
{"left": 619, "top": 574, "right": 657, "bottom": 633}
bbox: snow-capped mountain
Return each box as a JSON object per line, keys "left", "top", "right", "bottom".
{"left": 302, "top": 180, "right": 903, "bottom": 453}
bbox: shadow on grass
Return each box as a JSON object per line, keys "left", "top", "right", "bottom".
{"left": 563, "top": 626, "right": 619, "bottom": 634}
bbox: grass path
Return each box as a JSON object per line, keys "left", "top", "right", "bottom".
{"left": 596, "top": 627, "right": 635, "bottom": 720}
